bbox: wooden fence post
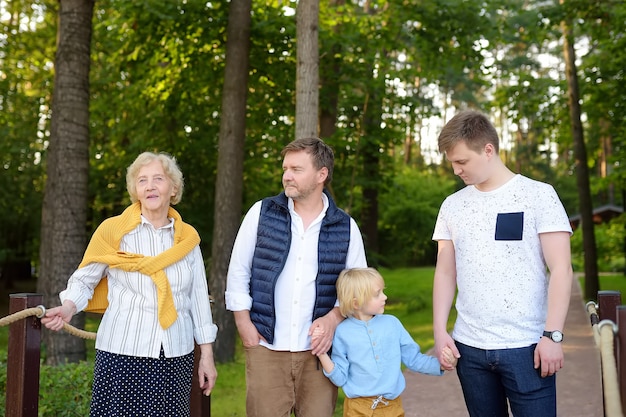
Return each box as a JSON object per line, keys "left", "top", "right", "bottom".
{"left": 598, "top": 290, "right": 622, "bottom": 370}
{"left": 598, "top": 290, "right": 622, "bottom": 323}
{"left": 6, "top": 293, "right": 43, "bottom": 417}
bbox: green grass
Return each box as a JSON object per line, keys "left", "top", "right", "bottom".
{"left": 580, "top": 273, "right": 626, "bottom": 297}
{"left": 2, "top": 268, "right": 626, "bottom": 416}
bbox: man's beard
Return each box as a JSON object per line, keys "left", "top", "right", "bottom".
{"left": 284, "top": 183, "right": 316, "bottom": 201}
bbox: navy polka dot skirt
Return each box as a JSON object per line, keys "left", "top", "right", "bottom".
{"left": 90, "top": 348, "right": 194, "bottom": 417}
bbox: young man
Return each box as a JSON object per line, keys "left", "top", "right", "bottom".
{"left": 432, "top": 110, "right": 573, "bottom": 417}
{"left": 225, "top": 137, "right": 367, "bottom": 417}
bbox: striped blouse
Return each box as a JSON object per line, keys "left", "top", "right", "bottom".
{"left": 60, "top": 216, "right": 218, "bottom": 358}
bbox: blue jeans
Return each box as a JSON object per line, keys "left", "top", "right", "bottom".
{"left": 455, "top": 341, "right": 556, "bottom": 417}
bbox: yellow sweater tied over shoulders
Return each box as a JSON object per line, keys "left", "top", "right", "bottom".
{"left": 82, "top": 202, "right": 200, "bottom": 329}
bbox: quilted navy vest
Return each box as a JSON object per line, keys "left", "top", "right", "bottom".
{"left": 249, "top": 190, "right": 350, "bottom": 344}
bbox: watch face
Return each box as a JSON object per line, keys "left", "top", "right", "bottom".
{"left": 551, "top": 331, "right": 563, "bottom": 342}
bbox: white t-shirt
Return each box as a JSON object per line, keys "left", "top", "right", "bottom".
{"left": 432, "top": 174, "right": 572, "bottom": 349}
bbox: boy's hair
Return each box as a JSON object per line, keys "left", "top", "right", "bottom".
{"left": 281, "top": 137, "right": 334, "bottom": 185}
{"left": 336, "top": 267, "right": 385, "bottom": 318}
{"left": 437, "top": 110, "right": 500, "bottom": 154}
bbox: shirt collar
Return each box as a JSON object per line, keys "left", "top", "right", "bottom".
{"left": 287, "top": 191, "right": 330, "bottom": 212}
{"left": 140, "top": 215, "right": 175, "bottom": 231}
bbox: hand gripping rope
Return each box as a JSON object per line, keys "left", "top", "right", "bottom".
{"left": 0, "top": 305, "right": 97, "bottom": 340}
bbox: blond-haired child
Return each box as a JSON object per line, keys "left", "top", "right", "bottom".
{"left": 314, "top": 267, "right": 453, "bottom": 416}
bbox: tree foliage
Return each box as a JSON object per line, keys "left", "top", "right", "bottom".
{"left": 1, "top": 0, "right": 625, "bottom": 363}
{"left": 0, "top": 0, "right": 54, "bottom": 285}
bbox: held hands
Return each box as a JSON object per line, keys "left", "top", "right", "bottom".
{"left": 309, "top": 315, "right": 337, "bottom": 356}
{"left": 311, "top": 326, "right": 324, "bottom": 350}
{"left": 435, "top": 334, "right": 461, "bottom": 371}
{"left": 441, "top": 346, "right": 458, "bottom": 368}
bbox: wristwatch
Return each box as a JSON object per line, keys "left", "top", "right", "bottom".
{"left": 543, "top": 330, "right": 563, "bottom": 343}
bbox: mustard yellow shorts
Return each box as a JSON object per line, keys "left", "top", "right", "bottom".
{"left": 343, "top": 395, "right": 404, "bottom": 417}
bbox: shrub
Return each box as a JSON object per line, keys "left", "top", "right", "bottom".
{"left": 378, "top": 167, "right": 455, "bottom": 267}
{"left": 0, "top": 353, "right": 92, "bottom": 417}
{"left": 571, "top": 216, "right": 626, "bottom": 273}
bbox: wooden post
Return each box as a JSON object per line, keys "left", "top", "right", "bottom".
{"left": 598, "top": 290, "right": 622, "bottom": 365}
{"left": 598, "top": 290, "right": 622, "bottom": 322}
{"left": 6, "top": 293, "right": 43, "bottom": 417}
{"left": 190, "top": 343, "right": 211, "bottom": 416}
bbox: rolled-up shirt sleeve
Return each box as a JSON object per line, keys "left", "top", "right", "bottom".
{"left": 347, "top": 218, "right": 367, "bottom": 268}
{"left": 190, "top": 246, "right": 218, "bottom": 344}
{"left": 59, "top": 262, "right": 108, "bottom": 312}
{"left": 225, "top": 202, "right": 262, "bottom": 312}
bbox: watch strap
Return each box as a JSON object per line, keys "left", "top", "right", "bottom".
{"left": 543, "top": 330, "right": 563, "bottom": 342}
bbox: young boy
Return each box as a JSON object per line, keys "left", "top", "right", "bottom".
{"left": 315, "top": 267, "right": 454, "bottom": 416}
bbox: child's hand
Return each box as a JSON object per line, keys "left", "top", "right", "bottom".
{"left": 312, "top": 327, "right": 324, "bottom": 340}
{"left": 311, "top": 327, "right": 327, "bottom": 357}
{"left": 442, "top": 346, "right": 458, "bottom": 368}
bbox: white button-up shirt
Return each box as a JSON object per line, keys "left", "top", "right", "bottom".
{"left": 225, "top": 194, "right": 367, "bottom": 351}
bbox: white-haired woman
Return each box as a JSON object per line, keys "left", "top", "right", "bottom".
{"left": 42, "top": 151, "right": 218, "bottom": 417}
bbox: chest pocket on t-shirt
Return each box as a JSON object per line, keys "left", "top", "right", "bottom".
{"left": 495, "top": 212, "right": 524, "bottom": 240}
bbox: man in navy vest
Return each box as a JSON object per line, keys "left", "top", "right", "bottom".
{"left": 226, "top": 137, "right": 367, "bottom": 417}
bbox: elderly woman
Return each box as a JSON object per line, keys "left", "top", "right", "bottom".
{"left": 42, "top": 151, "right": 218, "bottom": 417}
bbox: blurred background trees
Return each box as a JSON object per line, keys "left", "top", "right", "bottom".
{"left": 1, "top": 0, "right": 625, "bottom": 363}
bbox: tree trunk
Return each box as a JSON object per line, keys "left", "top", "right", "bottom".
{"left": 561, "top": 7, "right": 599, "bottom": 299}
{"left": 319, "top": 42, "right": 341, "bottom": 139}
{"left": 37, "top": 0, "right": 95, "bottom": 365}
{"left": 319, "top": 0, "right": 343, "bottom": 140}
{"left": 296, "top": 0, "right": 319, "bottom": 139}
{"left": 358, "top": 80, "right": 382, "bottom": 265}
{"left": 209, "top": 0, "right": 252, "bottom": 363}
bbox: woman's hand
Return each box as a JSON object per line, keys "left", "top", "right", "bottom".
{"left": 40, "top": 300, "right": 77, "bottom": 331}
{"left": 198, "top": 344, "right": 218, "bottom": 396}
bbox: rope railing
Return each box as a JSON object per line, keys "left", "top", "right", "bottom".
{"left": 586, "top": 301, "right": 625, "bottom": 417}
{"left": 4, "top": 293, "right": 210, "bottom": 417}
{"left": 1, "top": 295, "right": 215, "bottom": 340}
{"left": 0, "top": 304, "right": 97, "bottom": 340}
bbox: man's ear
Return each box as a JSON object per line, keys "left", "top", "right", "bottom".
{"left": 318, "top": 167, "right": 329, "bottom": 184}
{"left": 484, "top": 143, "right": 496, "bottom": 158}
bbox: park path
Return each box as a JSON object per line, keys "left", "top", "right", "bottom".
{"left": 400, "top": 279, "right": 604, "bottom": 417}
